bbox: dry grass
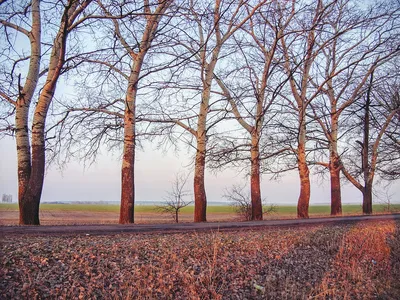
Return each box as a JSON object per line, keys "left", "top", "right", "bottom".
{"left": 1, "top": 219, "right": 399, "bottom": 299}
{"left": 0, "top": 210, "right": 239, "bottom": 226}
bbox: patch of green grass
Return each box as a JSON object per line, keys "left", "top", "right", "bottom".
{"left": 1, "top": 202, "right": 398, "bottom": 215}
{"left": 0, "top": 203, "right": 18, "bottom": 211}
{"left": 272, "top": 204, "right": 400, "bottom": 216}
{"left": 159, "top": 206, "right": 236, "bottom": 214}
{"left": 41, "top": 204, "right": 120, "bottom": 212}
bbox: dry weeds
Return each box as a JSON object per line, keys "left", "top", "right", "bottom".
{"left": 1, "top": 220, "right": 399, "bottom": 299}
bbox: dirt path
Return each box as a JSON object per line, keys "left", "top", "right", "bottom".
{"left": 1, "top": 213, "right": 399, "bottom": 236}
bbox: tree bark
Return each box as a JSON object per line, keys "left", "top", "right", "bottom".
{"left": 250, "top": 132, "right": 263, "bottom": 220}
{"left": 119, "top": 46, "right": 144, "bottom": 224}
{"left": 15, "top": 0, "right": 41, "bottom": 225}
{"left": 16, "top": 104, "right": 33, "bottom": 224}
{"left": 297, "top": 118, "right": 310, "bottom": 218}
{"left": 194, "top": 133, "right": 207, "bottom": 222}
{"left": 17, "top": 0, "right": 89, "bottom": 225}
{"left": 117, "top": 1, "right": 171, "bottom": 223}
{"left": 193, "top": 50, "right": 218, "bottom": 222}
{"left": 20, "top": 32, "right": 66, "bottom": 225}
{"left": 297, "top": 144, "right": 310, "bottom": 218}
{"left": 120, "top": 73, "right": 137, "bottom": 224}
{"left": 329, "top": 156, "right": 342, "bottom": 215}
{"left": 363, "top": 183, "right": 373, "bottom": 214}
{"left": 329, "top": 112, "right": 342, "bottom": 215}
{"left": 120, "top": 110, "right": 135, "bottom": 224}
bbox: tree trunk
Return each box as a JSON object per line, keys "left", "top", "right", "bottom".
{"left": 363, "top": 183, "right": 373, "bottom": 214}
{"left": 329, "top": 155, "right": 342, "bottom": 215}
{"left": 193, "top": 57, "right": 216, "bottom": 222}
{"left": 20, "top": 138, "right": 45, "bottom": 225}
{"left": 17, "top": 0, "right": 84, "bottom": 225}
{"left": 297, "top": 145, "right": 310, "bottom": 219}
{"left": 194, "top": 138, "right": 207, "bottom": 222}
{"left": 297, "top": 113, "right": 310, "bottom": 218}
{"left": 25, "top": 101, "right": 48, "bottom": 225}
{"left": 16, "top": 104, "right": 33, "bottom": 224}
{"left": 117, "top": 1, "right": 171, "bottom": 224}
{"left": 15, "top": 0, "right": 41, "bottom": 225}
{"left": 120, "top": 135, "right": 135, "bottom": 224}
{"left": 250, "top": 132, "right": 263, "bottom": 220}
{"left": 329, "top": 107, "right": 342, "bottom": 215}
{"left": 362, "top": 80, "right": 372, "bottom": 215}
{"left": 120, "top": 80, "right": 137, "bottom": 224}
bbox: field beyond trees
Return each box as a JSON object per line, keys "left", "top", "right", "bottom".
{"left": 1, "top": 203, "right": 399, "bottom": 225}
{"left": 1, "top": 219, "right": 399, "bottom": 299}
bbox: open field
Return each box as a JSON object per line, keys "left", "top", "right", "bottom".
{"left": 1, "top": 203, "right": 399, "bottom": 226}
{"left": 1, "top": 219, "right": 399, "bottom": 299}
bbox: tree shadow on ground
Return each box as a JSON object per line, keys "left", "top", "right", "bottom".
{"left": 215, "top": 220, "right": 398, "bottom": 299}
{"left": 377, "top": 218, "right": 400, "bottom": 299}
{"left": 209, "top": 222, "right": 353, "bottom": 299}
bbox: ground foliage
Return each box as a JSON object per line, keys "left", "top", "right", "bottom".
{"left": 1, "top": 220, "right": 399, "bottom": 299}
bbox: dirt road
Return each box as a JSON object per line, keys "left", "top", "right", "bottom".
{"left": 1, "top": 213, "right": 399, "bottom": 236}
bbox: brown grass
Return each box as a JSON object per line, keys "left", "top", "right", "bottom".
{"left": 0, "top": 210, "right": 238, "bottom": 226}
{"left": 1, "top": 220, "right": 399, "bottom": 299}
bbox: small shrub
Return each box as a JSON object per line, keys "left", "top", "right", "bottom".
{"left": 223, "top": 184, "right": 276, "bottom": 221}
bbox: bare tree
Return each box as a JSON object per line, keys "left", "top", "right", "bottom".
{"left": 211, "top": 1, "right": 294, "bottom": 220}
{"left": 279, "top": 0, "right": 331, "bottom": 218}
{"left": 51, "top": 0, "right": 174, "bottom": 224}
{"left": 0, "top": 0, "right": 94, "bottom": 225}
{"left": 341, "top": 68, "right": 400, "bottom": 214}
{"left": 156, "top": 172, "right": 192, "bottom": 223}
{"left": 307, "top": 0, "right": 399, "bottom": 216}
{"left": 143, "top": 0, "right": 268, "bottom": 222}
{"left": 110, "top": 0, "right": 173, "bottom": 224}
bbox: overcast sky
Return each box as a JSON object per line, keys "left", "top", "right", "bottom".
{"left": 1, "top": 135, "right": 398, "bottom": 206}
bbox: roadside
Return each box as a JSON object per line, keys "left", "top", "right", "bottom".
{"left": 1, "top": 213, "right": 399, "bottom": 236}
{"left": 1, "top": 217, "right": 399, "bottom": 299}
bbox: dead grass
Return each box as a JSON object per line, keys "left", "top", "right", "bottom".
{"left": 1, "top": 219, "right": 399, "bottom": 299}
{"left": 0, "top": 210, "right": 239, "bottom": 226}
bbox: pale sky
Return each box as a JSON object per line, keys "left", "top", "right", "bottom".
{"left": 1, "top": 135, "right": 398, "bottom": 206}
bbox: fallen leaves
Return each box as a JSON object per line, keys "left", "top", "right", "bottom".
{"left": 0, "top": 220, "right": 399, "bottom": 299}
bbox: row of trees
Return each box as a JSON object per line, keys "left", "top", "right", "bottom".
{"left": 1, "top": 0, "right": 399, "bottom": 225}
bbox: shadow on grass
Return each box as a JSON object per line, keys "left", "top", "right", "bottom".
{"left": 200, "top": 222, "right": 354, "bottom": 299}
{"left": 378, "top": 218, "right": 400, "bottom": 299}
{"left": 254, "top": 223, "right": 353, "bottom": 299}
{"left": 214, "top": 219, "right": 398, "bottom": 299}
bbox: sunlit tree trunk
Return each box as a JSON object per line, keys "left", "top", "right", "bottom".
{"left": 16, "top": 0, "right": 92, "bottom": 225}
{"left": 120, "top": 77, "right": 138, "bottom": 224}
{"left": 21, "top": 2, "right": 74, "bottom": 225}
{"left": 329, "top": 113, "right": 342, "bottom": 215}
{"left": 15, "top": 0, "right": 41, "bottom": 225}
{"left": 250, "top": 131, "right": 263, "bottom": 220}
{"left": 281, "top": 1, "right": 323, "bottom": 219}
{"left": 116, "top": 0, "right": 172, "bottom": 223}
{"left": 297, "top": 117, "right": 310, "bottom": 218}
{"left": 193, "top": 68, "right": 214, "bottom": 222}
{"left": 363, "top": 183, "right": 373, "bottom": 214}
{"left": 193, "top": 137, "right": 207, "bottom": 222}
{"left": 16, "top": 104, "right": 34, "bottom": 224}
{"left": 215, "top": 76, "right": 264, "bottom": 221}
